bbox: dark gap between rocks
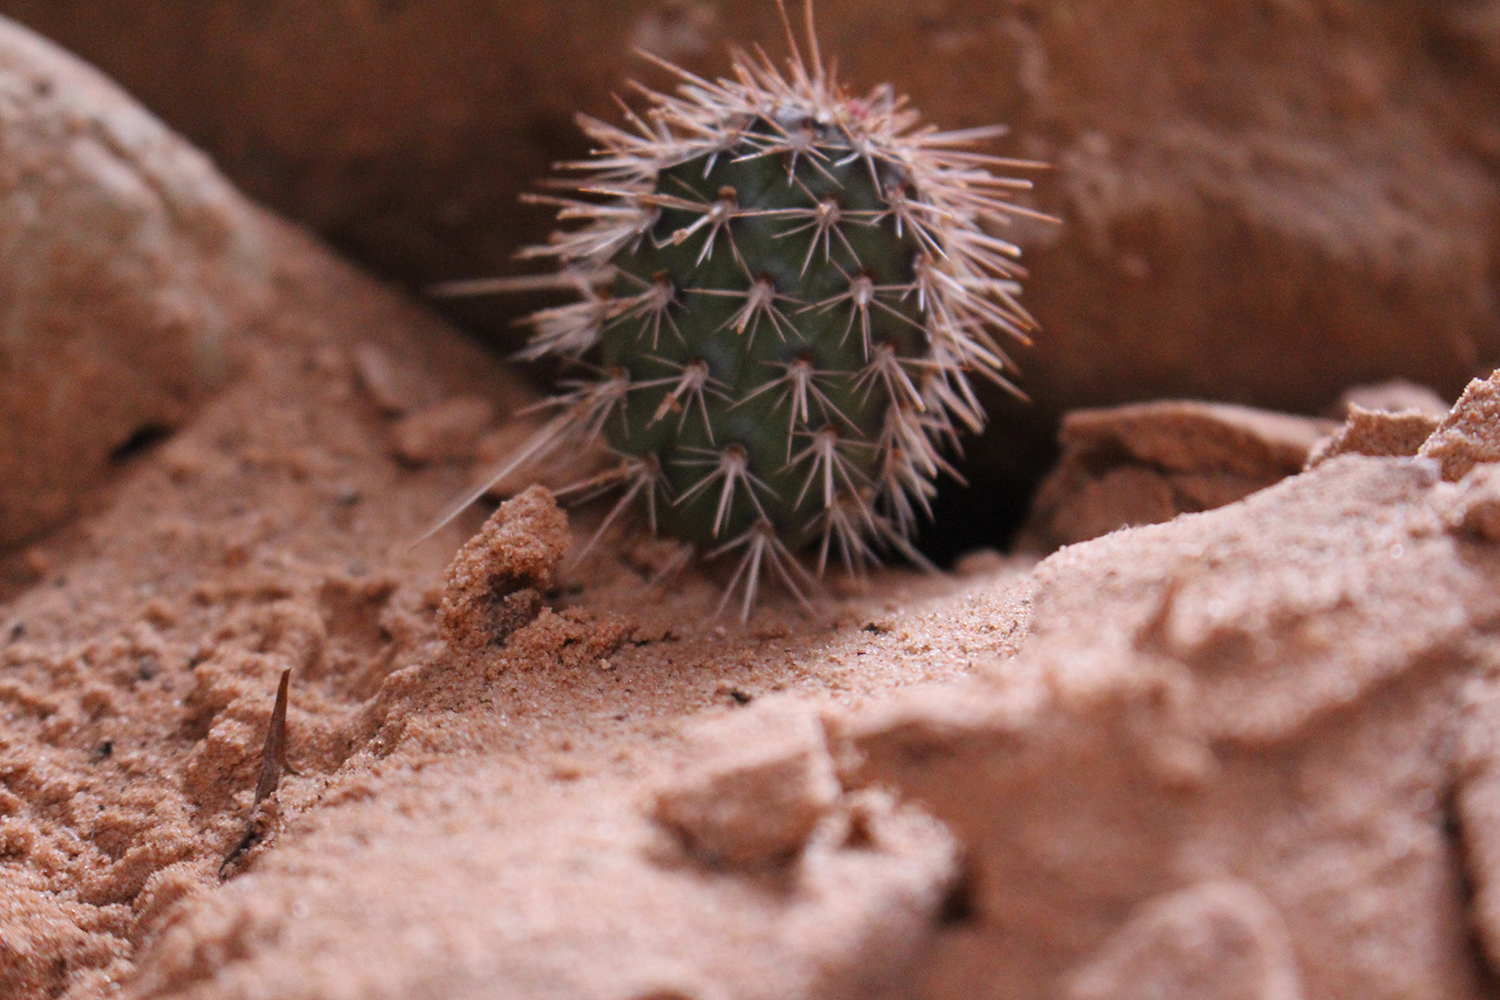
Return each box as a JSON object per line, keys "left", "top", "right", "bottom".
{"left": 109, "top": 424, "right": 173, "bottom": 464}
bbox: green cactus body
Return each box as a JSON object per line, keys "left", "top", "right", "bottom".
{"left": 600, "top": 120, "right": 923, "bottom": 552}
{"left": 446, "top": 6, "right": 1050, "bottom": 617}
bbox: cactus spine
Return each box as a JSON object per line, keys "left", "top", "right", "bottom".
{"left": 471, "top": 3, "right": 1047, "bottom": 618}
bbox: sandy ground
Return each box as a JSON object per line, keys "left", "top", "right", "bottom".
{"left": 7, "top": 205, "right": 1500, "bottom": 1000}
{"left": 0, "top": 207, "right": 1043, "bottom": 998}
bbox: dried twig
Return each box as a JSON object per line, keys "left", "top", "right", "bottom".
{"left": 219, "top": 668, "right": 292, "bottom": 877}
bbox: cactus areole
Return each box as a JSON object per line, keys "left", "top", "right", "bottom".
{"left": 469, "top": 4, "right": 1049, "bottom": 617}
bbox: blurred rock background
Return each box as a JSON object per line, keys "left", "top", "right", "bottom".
{"left": 4, "top": 0, "right": 1495, "bottom": 554}
{"left": 0, "top": 19, "right": 267, "bottom": 551}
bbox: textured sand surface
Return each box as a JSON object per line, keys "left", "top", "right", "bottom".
{"left": 0, "top": 186, "right": 1029, "bottom": 999}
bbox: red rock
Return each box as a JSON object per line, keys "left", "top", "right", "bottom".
{"left": 1064, "top": 881, "right": 1303, "bottom": 1000}
{"left": 1022, "top": 400, "right": 1335, "bottom": 549}
{"left": 846, "top": 455, "right": 1499, "bottom": 999}
{"left": 1440, "top": 462, "right": 1500, "bottom": 543}
{"left": 652, "top": 701, "right": 841, "bottom": 869}
{"left": 1306, "top": 404, "right": 1444, "bottom": 467}
{"left": 1334, "top": 380, "right": 1451, "bottom": 419}
{"left": 390, "top": 395, "right": 494, "bottom": 466}
{"left": 1420, "top": 369, "right": 1500, "bottom": 481}
{"left": 351, "top": 341, "right": 428, "bottom": 417}
{"left": 0, "top": 17, "right": 269, "bottom": 546}
{"left": 438, "top": 485, "right": 568, "bottom": 659}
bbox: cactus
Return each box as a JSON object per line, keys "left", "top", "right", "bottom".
{"left": 447, "top": 2, "right": 1048, "bottom": 618}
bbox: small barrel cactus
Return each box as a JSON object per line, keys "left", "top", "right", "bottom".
{"left": 446, "top": 3, "right": 1048, "bottom": 617}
